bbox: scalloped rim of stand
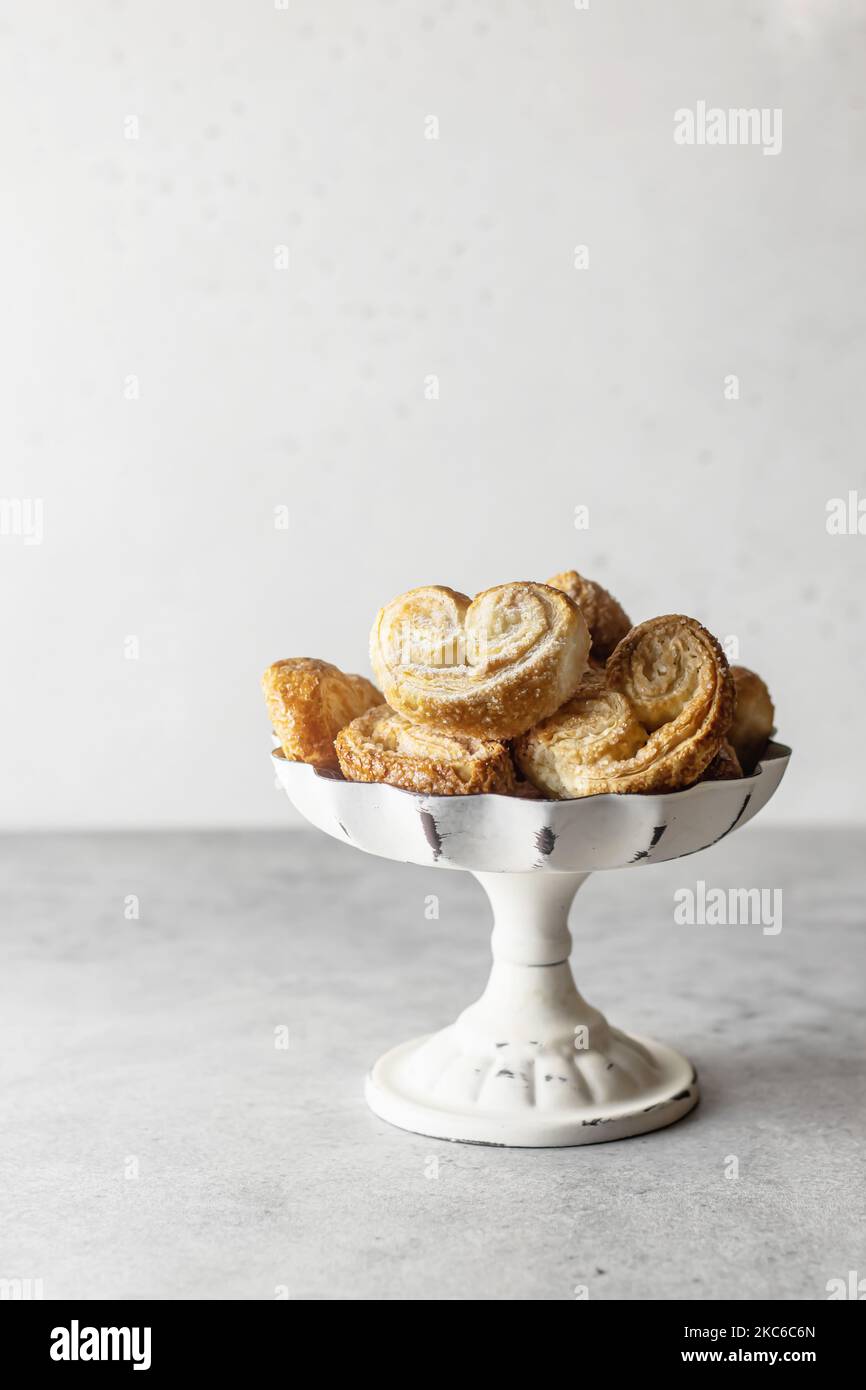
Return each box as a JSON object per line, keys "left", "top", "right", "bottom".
{"left": 365, "top": 1032, "right": 699, "bottom": 1148}
{"left": 273, "top": 741, "right": 791, "bottom": 873}
{"left": 273, "top": 740, "right": 789, "bottom": 809}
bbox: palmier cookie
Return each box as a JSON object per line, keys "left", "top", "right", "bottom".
{"left": 546, "top": 569, "right": 631, "bottom": 662}
{"left": 369, "top": 582, "right": 590, "bottom": 740}
{"left": 262, "top": 658, "right": 380, "bottom": 768}
{"left": 729, "top": 666, "right": 775, "bottom": 774}
{"left": 335, "top": 705, "right": 514, "bottom": 796}
{"left": 515, "top": 615, "right": 733, "bottom": 798}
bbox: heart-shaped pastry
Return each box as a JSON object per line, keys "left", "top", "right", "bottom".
{"left": 370, "top": 581, "right": 591, "bottom": 739}
{"left": 262, "top": 658, "right": 380, "bottom": 768}
{"left": 546, "top": 568, "right": 631, "bottom": 663}
{"left": 336, "top": 704, "right": 514, "bottom": 796}
{"left": 515, "top": 615, "right": 733, "bottom": 797}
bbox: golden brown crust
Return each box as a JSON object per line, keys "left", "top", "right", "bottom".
{"left": 729, "top": 666, "right": 775, "bottom": 774}
{"left": 700, "top": 739, "right": 743, "bottom": 782}
{"left": 262, "top": 658, "right": 380, "bottom": 768}
{"left": 515, "top": 615, "right": 734, "bottom": 798}
{"left": 546, "top": 569, "right": 631, "bottom": 662}
{"left": 335, "top": 704, "right": 515, "bottom": 795}
{"left": 369, "top": 582, "right": 591, "bottom": 740}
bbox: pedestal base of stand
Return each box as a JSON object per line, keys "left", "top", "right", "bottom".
{"left": 366, "top": 1031, "right": 698, "bottom": 1148}
{"left": 275, "top": 745, "right": 791, "bottom": 1146}
{"left": 365, "top": 871, "right": 699, "bottom": 1146}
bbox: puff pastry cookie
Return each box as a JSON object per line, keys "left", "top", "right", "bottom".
{"left": 515, "top": 615, "right": 733, "bottom": 798}
{"left": 335, "top": 704, "right": 514, "bottom": 796}
{"left": 729, "top": 666, "right": 775, "bottom": 774}
{"left": 546, "top": 569, "right": 631, "bottom": 662}
{"left": 262, "top": 658, "right": 380, "bottom": 768}
{"left": 370, "top": 582, "right": 590, "bottom": 740}
{"left": 701, "top": 739, "right": 743, "bottom": 782}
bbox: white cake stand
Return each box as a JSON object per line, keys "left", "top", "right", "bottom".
{"left": 273, "top": 742, "right": 790, "bottom": 1148}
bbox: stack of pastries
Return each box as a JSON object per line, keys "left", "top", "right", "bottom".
{"left": 262, "top": 571, "right": 776, "bottom": 800}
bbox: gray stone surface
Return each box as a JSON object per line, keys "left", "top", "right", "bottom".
{"left": 1, "top": 826, "right": 864, "bottom": 1302}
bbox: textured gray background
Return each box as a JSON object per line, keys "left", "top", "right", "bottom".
{"left": 3, "top": 825, "right": 864, "bottom": 1300}
{"left": 1, "top": 0, "right": 865, "bottom": 828}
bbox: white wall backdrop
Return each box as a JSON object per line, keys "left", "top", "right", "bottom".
{"left": 2, "top": 0, "right": 864, "bottom": 828}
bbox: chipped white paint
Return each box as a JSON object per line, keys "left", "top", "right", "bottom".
{"left": 274, "top": 744, "right": 790, "bottom": 1146}
{"left": 273, "top": 745, "right": 790, "bottom": 874}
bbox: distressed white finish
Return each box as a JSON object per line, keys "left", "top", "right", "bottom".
{"left": 273, "top": 744, "right": 790, "bottom": 874}
{"left": 274, "top": 744, "right": 790, "bottom": 1146}
{"left": 366, "top": 871, "right": 698, "bottom": 1147}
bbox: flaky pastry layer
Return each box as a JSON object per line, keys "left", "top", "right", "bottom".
{"left": 546, "top": 569, "right": 632, "bottom": 662}
{"left": 262, "top": 658, "right": 380, "bottom": 768}
{"left": 335, "top": 704, "right": 515, "bottom": 796}
{"left": 729, "top": 666, "right": 775, "bottom": 774}
{"left": 515, "top": 615, "right": 734, "bottom": 797}
{"left": 369, "top": 581, "right": 591, "bottom": 740}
